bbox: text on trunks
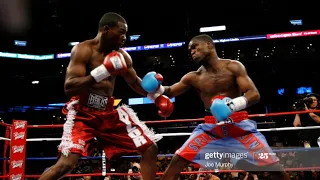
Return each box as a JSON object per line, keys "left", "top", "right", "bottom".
{"left": 88, "top": 93, "right": 108, "bottom": 110}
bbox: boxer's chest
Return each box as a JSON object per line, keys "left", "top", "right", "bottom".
{"left": 197, "top": 71, "right": 235, "bottom": 93}
{"left": 88, "top": 52, "right": 108, "bottom": 71}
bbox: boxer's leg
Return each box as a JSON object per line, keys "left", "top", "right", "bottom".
{"left": 160, "top": 155, "right": 190, "bottom": 180}
{"left": 234, "top": 120, "right": 290, "bottom": 180}
{"left": 39, "top": 118, "right": 95, "bottom": 180}
{"left": 161, "top": 124, "right": 219, "bottom": 180}
{"left": 99, "top": 105, "right": 160, "bottom": 180}
{"left": 39, "top": 153, "right": 80, "bottom": 180}
{"left": 139, "top": 143, "right": 158, "bottom": 180}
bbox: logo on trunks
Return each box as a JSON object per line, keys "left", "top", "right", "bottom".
{"left": 128, "top": 127, "right": 148, "bottom": 148}
{"left": 88, "top": 93, "right": 108, "bottom": 110}
{"left": 118, "top": 109, "right": 148, "bottom": 148}
{"left": 12, "top": 145, "right": 24, "bottom": 153}
{"left": 14, "top": 132, "right": 25, "bottom": 140}
{"left": 11, "top": 160, "right": 23, "bottom": 168}
{"left": 10, "top": 174, "right": 22, "bottom": 180}
{"left": 13, "top": 121, "right": 26, "bottom": 129}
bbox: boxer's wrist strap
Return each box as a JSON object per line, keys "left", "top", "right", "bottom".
{"left": 232, "top": 96, "right": 248, "bottom": 112}
{"left": 90, "top": 65, "right": 111, "bottom": 83}
{"left": 147, "top": 93, "right": 161, "bottom": 103}
{"left": 156, "top": 85, "right": 165, "bottom": 94}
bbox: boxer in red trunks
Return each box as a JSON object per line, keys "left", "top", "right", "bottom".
{"left": 39, "top": 12, "right": 173, "bottom": 180}
{"left": 141, "top": 34, "right": 290, "bottom": 180}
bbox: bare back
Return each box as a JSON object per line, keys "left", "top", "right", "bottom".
{"left": 188, "top": 60, "right": 242, "bottom": 109}
{"left": 65, "top": 40, "right": 132, "bottom": 97}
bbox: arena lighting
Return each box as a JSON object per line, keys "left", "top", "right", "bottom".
{"left": 277, "top": 88, "right": 285, "bottom": 95}
{"left": 54, "top": 29, "right": 320, "bottom": 59}
{"left": 1, "top": 29, "right": 320, "bottom": 60}
{"left": 56, "top": 53, "right": 71, "bottom": 58}
{"left": 200, "top": 25, "right": 226, "bottom": 32}
{"left": 14, "top": 40, "right": 27, "bottom": 46}
{"left": 0, "top": 52, "right": 54, "bottom": 60}
{"left": 297, "top": 87, "right": 312, "bottom": 95}
{"left": 68, "top": 42, "right": 79, "bottom": 46}
{"left": 290, "top": 19, "right": 302, "bottom": 25}
{"left": 266, "top": 29, "right": 320, "bottom": 39}
{"left": 129, "top": 35, "right": 141, "bottom": 41}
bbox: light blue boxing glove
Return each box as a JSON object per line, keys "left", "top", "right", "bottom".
{"left": 210, "top": 96, "right": 248, "bottom": 122}
{"left": 141, "top": 71, "right": 165, "bottom": 94}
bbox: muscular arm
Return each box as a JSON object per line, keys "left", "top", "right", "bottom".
{"left": 293, "top": 114, "right": 301, "bottom": 127}
{"left": 64, "top": 44, "right": 95, "bottom": 97}
{"left": 309, "top": 112, "right": 320, "bottom": 123}
{"left": 228, "top": 61, "right": 261, "bottom": 107}
{"left": 120, "top": 50, "right": 147, "bottom": 96}
{"left": 163, "top": 72, "right": 193, "bottom": 98}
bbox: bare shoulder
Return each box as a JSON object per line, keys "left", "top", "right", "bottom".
{"left": 118, "top": 48, "right": 132, "bottom": 66}
{"left": 70, "top": 41, "right": 93, "bottom": 63}
{"left": 181, "top": 69, "right": 199, "bottom": 84}
{"left": 223, "top": 59, "right": 246, "bottom": 74}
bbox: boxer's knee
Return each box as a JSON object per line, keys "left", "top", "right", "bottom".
{"left": 147, "top": 143, "right": 158, "bottom": 153}
{"left": 54, "top": 153, "right": 80, "bottom": 176}
{"left": 141, "top": 143, "right": 158, "bottom": 157}
{"left": 170, "top": 155, "right": 189, "bottom": 168}
{"left": 161, "top": 155, "right": 189, "bottom": 180}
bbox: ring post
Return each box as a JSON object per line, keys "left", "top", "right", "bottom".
{"left": 102, "top": 151, "right": 106, "bottom": 176}
{"left": 9, "top": 120, "right": 28, "bottom": 180}
{"left": 3, "top": 126, "right": 10, "bottom": 177}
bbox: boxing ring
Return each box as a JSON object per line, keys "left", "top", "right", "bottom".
{"left": 1, "top": 109, "right": 320, "bottom": 179}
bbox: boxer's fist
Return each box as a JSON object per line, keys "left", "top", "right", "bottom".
{"left": 91, "top": 51, "right": 127, "bottom": 82}
{"left": 210, "top": 97, "right": 233, "bottom": 122}
{"left": 141, "top": 71, "right": 164, "bottom": 93}
{"left": 155, "top": 95, "right": 174, "bottom": 118}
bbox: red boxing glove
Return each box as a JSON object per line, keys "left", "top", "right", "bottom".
{"left": 91, "top": 51, "right": 127, "bottom": 82}
{"left": 155, "top": 95, "right": 174, "bottom": 118}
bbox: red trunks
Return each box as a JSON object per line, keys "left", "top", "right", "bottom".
{"left": 58, "top": 93, "right": 161, "bottom": 159}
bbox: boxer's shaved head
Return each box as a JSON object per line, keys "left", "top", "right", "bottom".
{"left": 98, "top": 12, "right": 127, "bottom": 30}
{"left": 191, "top": 34, "right": 214, "bottom": 46}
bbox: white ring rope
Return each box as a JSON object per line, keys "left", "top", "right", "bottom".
{"left": 1, "top": 125, "right": 320, "bottom": 141}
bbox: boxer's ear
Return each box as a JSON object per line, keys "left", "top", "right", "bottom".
{"left": 103, "top": 25, "right": 110, "bottom": 32}
{"left": 207, "top": 41, "right": 214, "bottom": 49}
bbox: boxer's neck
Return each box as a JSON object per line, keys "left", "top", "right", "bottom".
{"left": 95, "top": 32, "right": 113, "bottom": 53}
{"left": 202, "top": 53, "right": 220, "bottom": 72}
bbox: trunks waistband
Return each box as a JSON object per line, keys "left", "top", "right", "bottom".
{"left": 70, "top": 92, "right": 114, "bottom": 111}
{"left": 204, "top": 111, "right": 248, "bottom": 124}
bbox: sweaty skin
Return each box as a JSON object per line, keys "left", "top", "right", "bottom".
{"left": 39, "top": 19, "right": 157, "bottom": 180}
{"left": 164, "top": 59, "right": 260, "bottom": 109}
{"left": 159, "top": 37, "right": 289, "bottom": 180}
{"left": 64, "top": 40, "right": 147, "bottom": 98}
